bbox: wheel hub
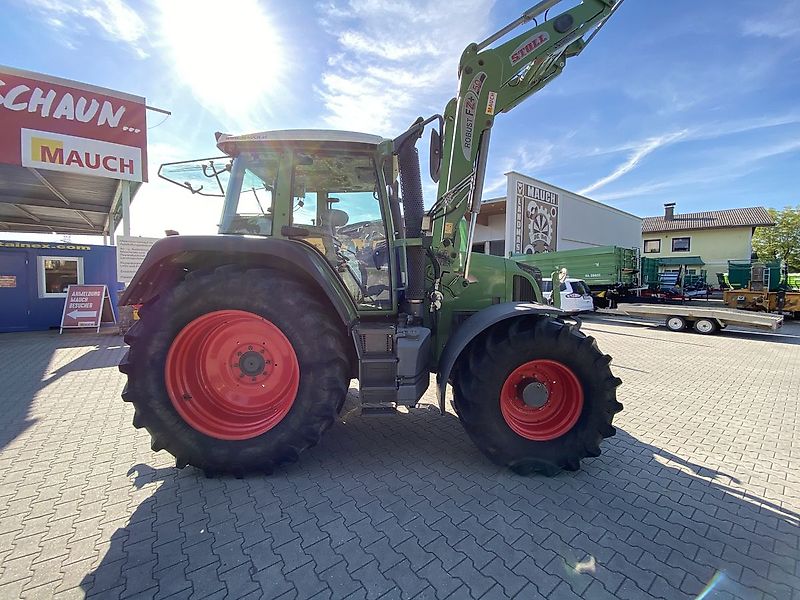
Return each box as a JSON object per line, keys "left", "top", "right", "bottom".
{"left": 499, "top": 359, "right": 584, "bottom": 441}
{"left": 238, "top": 351, "right": 266, "bottom": 376}
{"left": 521, "top": 380, "right": 549, "bottom": 408}
{"left": 164, "top": 310, "right": 300, "bottom": 440}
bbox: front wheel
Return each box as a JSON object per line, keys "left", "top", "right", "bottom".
{"left": 452, "top": 317, "right": 622, "bottom": 476}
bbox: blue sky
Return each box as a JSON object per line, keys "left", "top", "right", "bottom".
{"left": 2, "top": 0, "right": 800, "bottom": 240}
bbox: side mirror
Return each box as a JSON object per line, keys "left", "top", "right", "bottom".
{"left": 429, "top": 128, "right": 442, "bottom": 182}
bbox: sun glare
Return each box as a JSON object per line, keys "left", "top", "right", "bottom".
{"left": 159, "top": 0, "right": 285, "bottom": 128}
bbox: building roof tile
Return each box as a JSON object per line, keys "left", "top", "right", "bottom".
{"left": 642, "top": 206, "right": 774, "bottom": 233}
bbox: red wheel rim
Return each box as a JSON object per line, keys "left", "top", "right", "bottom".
{"left": 499, "top": 359, "right": 584, "bottom": 441}
{"left": 165, "top": 310, "right": 300, "bottom": 440}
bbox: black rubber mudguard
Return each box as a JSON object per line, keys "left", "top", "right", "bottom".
{"left": 120, "top": 235, "right": 359, "bottom": 327}
{"left": 436, "top": 302, "right": 566, "bottom": 413}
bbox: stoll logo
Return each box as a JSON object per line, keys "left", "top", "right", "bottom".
{"left": 21, "top": 128, "right": 142, "bottom": 182}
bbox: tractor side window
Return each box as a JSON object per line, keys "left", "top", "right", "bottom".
{"left": 219, "top": 153, "right": 277, "bottom": 236}
{"left": 292, "top": 152, "right": 391, "bottom": 310}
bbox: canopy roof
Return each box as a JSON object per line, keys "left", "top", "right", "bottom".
{"left": 0, "top": 163, "right": 140, "bottom": 235}
{"left": 658, "top": 256, "right": 705, "bottom": 266}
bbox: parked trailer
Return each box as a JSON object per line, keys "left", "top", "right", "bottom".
{"left": 600, "top": 303, "right": 783, "bottom": 335}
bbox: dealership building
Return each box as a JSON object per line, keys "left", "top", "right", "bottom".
{"left": 472, "top": 171, "right": 642, "bottom": 257}
{"left": 0, "top": 65, "right": 151, "bottom": 333}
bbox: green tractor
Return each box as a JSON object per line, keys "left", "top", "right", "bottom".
{"left": 119, "top": 0, "right": 624, "bottom": 476}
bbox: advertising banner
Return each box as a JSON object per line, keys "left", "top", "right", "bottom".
{"left": 60, "top": 284, "right": 116, "bottom": 333}
{"left": 0, "top": 65, "right": 147, "bottom": 181}
{"left": 513, "top": 180, "right": 559, "bottom": 254}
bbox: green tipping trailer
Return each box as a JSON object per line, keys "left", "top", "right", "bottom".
{"left": 513, "top": 246, "right": 639, "bottom": 287}
{"left": 513, "top": 246, "right": 648, "bottom": 306}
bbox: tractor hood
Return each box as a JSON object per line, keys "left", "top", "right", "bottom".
{"left": 215, "top": 129, "right": 387, "bottom": 156}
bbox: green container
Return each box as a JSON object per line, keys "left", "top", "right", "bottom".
{"left": 513, "top": 246, "right": 641, "bottom": 288}
{"left": 727, "top": 260, "right": 782, "bottom": 291}
{"left": 727, "top": 261, "right": 752, "bottom": 289}
{"left": 640, "top": 257, "right": 659, "bottom": 288}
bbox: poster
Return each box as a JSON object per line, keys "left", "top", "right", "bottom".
{"left": 514, "top": 181, "right": 559, "bottom": 254}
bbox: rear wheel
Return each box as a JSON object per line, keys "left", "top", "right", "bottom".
{"left": 452, "top": 317, "right": 622, "bottom": 476}
{"left": 692, "top": 318, "right": 719, "bottom": 335}
{"left": 119, "top": 266, "right": 349, "bottom": 475}
{"left": 665, "top": 316, "right": 687, "bottom": 331}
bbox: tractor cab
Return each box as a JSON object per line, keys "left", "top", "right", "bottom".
{"left": 159, "top": 130, "right": 397, "bottom": 311}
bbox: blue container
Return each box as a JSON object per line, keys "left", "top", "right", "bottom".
{"left": 0, "top": 240, "right": 118, "bottom": 333}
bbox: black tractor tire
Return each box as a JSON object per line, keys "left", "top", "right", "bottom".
{"left": 452, "top": 317, "right": 622, "bottom": 476}
{"left": 119, "top": 266, "right": 349, "bottom": 476}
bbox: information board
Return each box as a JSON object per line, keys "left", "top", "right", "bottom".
{"left": 117, "top": 235, "right": 159, "bottom": 284}
{"left": 60, "top": 284, "right": 116, "bottom": 333}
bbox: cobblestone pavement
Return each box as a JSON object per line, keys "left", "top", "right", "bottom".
{"left": 0, "top": 317, "right": 798, "bottom": 600}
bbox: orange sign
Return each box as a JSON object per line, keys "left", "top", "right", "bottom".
{"left": 60, "top": 284, "right": 116, "bottom": 333}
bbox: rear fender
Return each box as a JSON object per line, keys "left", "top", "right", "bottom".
{"left": 436, "top": 302, "right": 566, "bottom": 414}
{"left": 119, "top": 235, "right": 359, "bottom": 327}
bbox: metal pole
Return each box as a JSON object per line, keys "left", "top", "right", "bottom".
{"left": 121, "top": 180, "right": 131, "bottom": 237}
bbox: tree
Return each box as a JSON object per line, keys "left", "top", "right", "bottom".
{"left": 752, "top": 206, "right": 800, "bottom": 271}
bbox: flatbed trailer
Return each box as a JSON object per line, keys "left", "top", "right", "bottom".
{"left": 600, "top": 303, "right": 783, "bottom": 335}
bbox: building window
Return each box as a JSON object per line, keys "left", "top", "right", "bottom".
{"left": 38, "top": 256, "right": 84, "bottom": 298}
{"left": 672, "top": 237, "right": 690, "bottom": 252}
{"left": 643, "top": 239, "right": 661, "bottom": 253}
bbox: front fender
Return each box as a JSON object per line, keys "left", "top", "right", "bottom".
{"left": 119, "top": 235, "right": 359, "bottom": 327}
{"left": 436, "top": 302, "right": 566, "bottom": 413}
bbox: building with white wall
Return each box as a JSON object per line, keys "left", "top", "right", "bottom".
{"left": 472, "top": 172, "right": 641, "bottom": 257}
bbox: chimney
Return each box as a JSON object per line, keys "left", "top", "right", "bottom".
{"left": 664, "top": 203, "right": 675, "bottom": 221}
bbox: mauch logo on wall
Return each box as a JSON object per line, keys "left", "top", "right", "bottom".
{"left": 514, "top": 181, "right": 559, "bottom": 254}
{"left": 21, "top": 128, "right": 143, "bottom": 182}
{"left": 461, "top": 71, "right": 486, "bottom": 161}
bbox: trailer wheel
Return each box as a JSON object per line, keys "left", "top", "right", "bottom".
{"left": 665, "top": 316, "right": 687, "bottom": 331}
{"left": 119, "top": 266, "right": 349, "bottom": 476}
{"left": 452, "top": 317, "right": 622, "bottom": 476}
{"left": 693, "top": 318, "right": 719, "bottom": 335}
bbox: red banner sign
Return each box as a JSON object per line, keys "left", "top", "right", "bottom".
{"left": 60, "top": 284, "right": 116, "bottom": 333}
{"left": 0, "top": 66, "right": 148, "bottom": 181}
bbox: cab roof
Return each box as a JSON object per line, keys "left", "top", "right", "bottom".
{"left": 215, "top": 129, "right": 386, "bottom": 155}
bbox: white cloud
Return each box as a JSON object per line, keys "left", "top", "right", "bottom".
{"left": 590, "top": 135, "right": 800, "bottom": 205}
{"left": 741, "top": 2, "right": 800, "bottom": 40}
{"left": 27, "top": 0, "right": 148, "bottom": 57}
{"left": 578, "top": 130, "right": 688, "bottom": 195}
{"left": 157, "top": 0, "right": 287, "bottom": 132}
{"left": 315, "top": 0, "right": 496, "bottom": 135}
{"left": 484, "top": 142, "right": 556, "bottom": 195}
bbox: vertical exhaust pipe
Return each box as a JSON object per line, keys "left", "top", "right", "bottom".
{"left": 396, "top": 140, "right": 426, "bottom": 320}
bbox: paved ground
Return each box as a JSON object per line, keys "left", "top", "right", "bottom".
{"left": 0, "top": 316, "right": 798, "bottom": 600}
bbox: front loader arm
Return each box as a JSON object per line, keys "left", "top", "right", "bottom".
{"left": 427, "top": 0, "right": 622, "bottom": 275}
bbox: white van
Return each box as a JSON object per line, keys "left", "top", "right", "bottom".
{"left": 541, "top": 278, "right": 595, "bottom": 314}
